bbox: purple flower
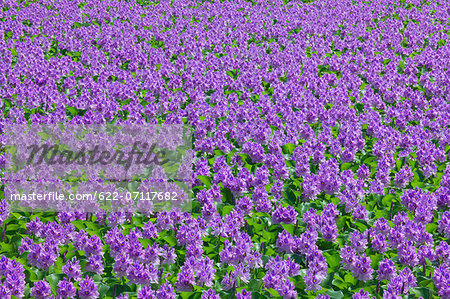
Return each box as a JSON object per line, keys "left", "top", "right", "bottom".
{"left": 78, "top": 275, "right": 99, "bottom": 299}
{"left": 221, "top": 272, "right": 235, "bottom": 291}
{"left": 304, "top": 271, "right": 323, "bottom": 292}
{"left": 322, "top": 203, "right": 339, "bottom": 219}
{"left": 399, "top": 267, "right": 416, "bottom": 294}
{"left": 373, "top": 217, "right": 391, "bottom": 235}
{"left": 386, "top": 275, "right": 403, "bottom": 295}
{"left": 352, "top": 204, "right": 369, "bottom": 221}
{"left": 277, "top": 280, "right": 297, "bottom": 298}
{"left": 376, "top": 259, "right": 396, "bottom": 281}
{"left": 272, "top": 205, "right": 298, "bottom": 224}
{"left": 156, "top": 282, "right": 176, "bottom": 299}
{"left": 352, "top": 289, "right": 371, "bottom": 299}
{"left": 340, "top": 246, "right": 357, "bottom": 270}
{"left": 321, "top": 220, "right": 338, "bottom": 242}
{"left": 276, "top": 230, "right": 297, "bottom": 253}
{"left": 303, "top": 208, "right": 322, "bottom": 231}
{"left": 349, "top": 231, "right": 368, "bottom": 253}
{"left": 62, "top": 258, "right": 82, "bottom": 281}
{"left": 371, "top": 232, "right": 388, "bottom": 253}
{"left": 57, "top": 277, "right": 76, "bottom": 298}
{"left": 137, "top": 285, "right": 156, "bottom": 299}
{"left": 398, "top": 243, "right": 418, "bottom": 267}
{"left": 142, "top": 221, "right": 158, "bottom": 239}
{"left": 439, "top": 211, "right": 450, "bottom": 237}
{"left": 351, "top": 254, "right": 373, "bottom": 282}
{"left": 85, "top": 255, "right": 104, "bottom": 275}
{"left": 175, "top": 265, "right": 195, "bottom": 292}
{"left": 394, "top": 165, "right": 414, "bottom": 188}
{"left": 417, "top": 245, "right": 436, "bottom": 265}
{"left": 30, "top": 280, "right": 51, "bottom": 299}
{"left": 357, "top": 164, "right": 371, "bottom": 180}
{"left": 236, "top": 289, "right": 251, "bottom": 299}
{"left": 233, "top": 263, "right": 250, "bottom": 284}
{"left": 201, "top": 289, "right": 220, "bottom": 299}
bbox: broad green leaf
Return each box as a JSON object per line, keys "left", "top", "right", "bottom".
{"left": 325, "top": 290, "right": 344, "bottom": 299}
{"left": 197, "top": 175, "right": 211, "bottom": 187}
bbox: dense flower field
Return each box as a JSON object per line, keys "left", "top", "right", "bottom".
{"left": 0, "top": 0, "right": 449, "bottom": 298}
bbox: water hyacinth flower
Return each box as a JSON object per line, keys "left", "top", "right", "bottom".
{"left": 352, "top": 204, "right": 369, "bottom": 221}
{"left": 417, "top": 245, "right": 436, "bottom": 266}
{"left": 303, "top": 208, "right": 322, "bottom": 232}
{"left": 394, "top": 165, "right": 414, "bottom": 188}
{"left": 62, "top": 258, "right": 82, "bottom": 281}
{"left": 349, "top": 231, "right": 368, "bottom": 253}
{"left": 30, "top": 280, "right": 51, "bottom": 299}
{"left": 272, "top": 205, "right": 298, "bottom": 224}
{"left": 433, "top": 264, "right": 450, "bottom": 298}
{"left": 78, "top": 275, "right": 98, "bottom": 299}
{"left": 85, "top": 254, "right": 104, "bottom": 275}
{"left": 386, "top": 274, "right": 404, "bottom": 296}
{"left": 278, "top": 280, "right": 297, "bottom": 298}
{"left": 398, "top": 243, "right": 419, "bottom": 267}
{"left": 373, "top": 217, "right": 391, "bottom": 236}
{"left": 351, "top": 254, "right": 373, "bottom": 282}
{"left": 439, "top": 212, "right": 450, "bottom": 237}
{"left": 340, "top": 246, "right": 357, "bottom": 270}
{"left": 304, "top": 271, "right": 323, "bottom": 292}
{"left": 376, "top": 259, "right": 396, "bottom": 281}
{"left": 201, "top": 289, "right": 220, "bottom": 299}
{"left": 56, "top": 277, "right": 76, "bottom": 298}
{"left": 236, "top": 289, "right": 251, "bottom": 299}
{"left": 276, "top": 230, "right": 298, "bottom": 253}
{"left": 221, "top": 272, "right": 235, "bottom": 291}
{"left": 137, "top": 285, "right": 156, "bottom": 299}
{"left": 399, "top": 267, "right": 417, "bottom": 294}
{"left": 352, "top": 289, "right": 372, "bottom": 299}
{"left": 156, "top": 282, "right": 176, "bottom": 299}
{"left": 371, "top": 233, "right": 388, "bottom": 253}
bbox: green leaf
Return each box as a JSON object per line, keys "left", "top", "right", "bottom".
{"left": 426, "top": 223, "right": 438, "bottom": 234}
{"left": 410, "top": 287, "right": 431, "bottom": 298}
{"left": 71, "top": 220, "right": 86, "bottom": 230}
{"left": 197, "top": 175, "right": 211, "bottom": 187}
{"left": 251, "top": 219, "right": 265, "bottom": 233}
{"left": 266, "top": 288, "right": 278, "bottom": 297}
{"left": 341, "top": 163, "right": 352, "bottom": 170}
{"left": 418, "top": 276, "right": 434, "bottom": 288}
{"left": 282, "top": 143, "right": 297, "bottom": 154}
{"left": 98, "top": 283, "right": 110, "bottom": 298}
{"left": 321, "top": 272, "right": 335, "bottom": 288}
{"left": 354, "top": 220, "right": 369, "bottom": 231}
{"left": 5, "top": 224, "right": 20, "bottom": 231}
{"left": 222, "top": 205, "right": 234, "bottom": 216}
{"left": 45, "top": 273, "right": 65, "bottom": 293}
{"left": 325, "top": 290, "right": 344, "bottom": 299}
{"left": 261, "top": 230, "right": 278, "bottom": 244}
{"left": 164, "top": 236, "right": 177, "bottom": 247}
{"left": 0, "top": 242, "right": 13, "bottom": 254}
{"left": 280, "top": 224, "right": 295, "bottom": 234}
{"left": 332, "top": 276, "right": 347, "bottom": 290}
{"left": 324, "top": 252, "right": 341, "bottom": 272}
{"left": 381, "top": 194, "right": 395, "bottom": 207}
{"left": 344, "top": 273, "right": 357, "bottom": 285}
